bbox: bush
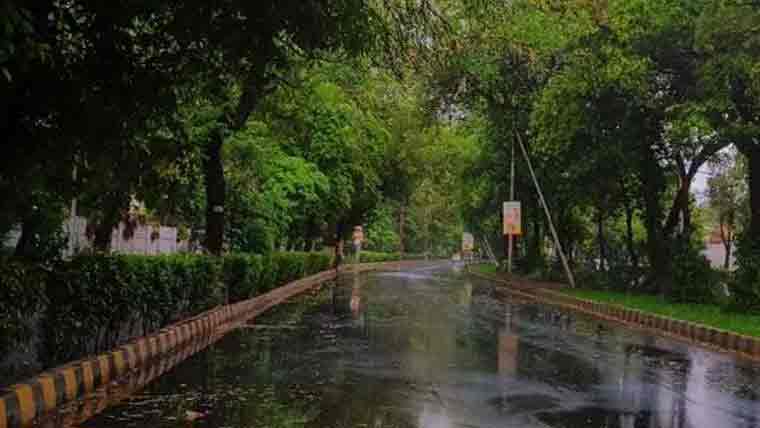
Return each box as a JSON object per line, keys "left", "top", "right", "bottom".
{"left": 258, "top": 251, "right": 332, "bottom": 290}
{"left": 1, "top": 251, "right": 333, "bottom": 371}
{"left": 358, "top": 251, "right": 402, "bottom": 263}
{"left": 729, "top": 237, "right": 760, "bottom": 313}
{"left": 223, "top": 253, "right": 264, "bottom": 302}
{"left": 42, "top": 254, "right": 226, "bottom": 363}
{"left": 667, "top": 241, "right": 720, "bottom": 304}
{"left": 0, "top": 258, "right": 48, "bottom": 348}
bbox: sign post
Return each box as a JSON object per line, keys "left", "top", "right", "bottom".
{"left": 503, "top": 201, "right": 521, "bottom": 274}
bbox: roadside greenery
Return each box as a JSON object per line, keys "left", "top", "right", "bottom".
{"left": 434, "top": 0, "right": 760, "bottom": 311}
{"left": 0, "top": 252, "right": 331, "bottom": 370}
{"left": 3, "top": 0, "right": 760, "bottom": 328}
{"left": 563, "top": 289, "right": 760, "bottom": 339}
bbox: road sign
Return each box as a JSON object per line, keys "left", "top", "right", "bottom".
{"left": 462, "top": 232, "right": 474, "bottom": 252}
{"left": 503, "top": 202, "right": 522, "bottom": 236}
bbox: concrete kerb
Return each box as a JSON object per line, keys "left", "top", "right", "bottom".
{"left": 0, "top": 260, "right": 418, "bottom": 428}
{"left": 467, "top": 269, "right": 760, "bottom": 361}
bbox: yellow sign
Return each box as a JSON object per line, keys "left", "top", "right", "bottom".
{"left": 503, "top": 202, "right": 522, "bottom": 236}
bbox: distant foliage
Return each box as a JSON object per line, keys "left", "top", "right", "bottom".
{"left": 359, "top": 251, "right": 402, "bottom": 263}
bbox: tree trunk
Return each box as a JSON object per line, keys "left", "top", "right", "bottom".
{"left": 203, "top": 134, "right": 226, "bottom": 255}
{"left": 334, "top": 221, "right": 346, "bottom": 268}
{"left": 92, "top": 200, "right": 122, "bottom": 253}
{"left": 398, "top": 204, "right": 406, "bottom": 256}
{"left": 747, "top": 145, "right": 760, "bottom": 242}
{"left": 597, "top": 211, "right": 607, "bottom": 271}
{"left": 682, "top": 202, "right": 692, "bottom": 236}
{"left": 532, "top": 215, "right": 543, "bottom": 261}
{"left": 624, "top": 203, "right": 638, "bottom": 269}
{"left": 640, "top": 147, "right": 670, "bottom": 295}
{"left": 14, "top": 215, "right": 37, "bottom": 257}
{"left": 724, "top": 237, "right": 733, "bottom": 270}
{"left": 93, "top": 217, "right": 117, "bottom": 253}
{"left": 663, "top": 177, "right": 692, "bottom": 238}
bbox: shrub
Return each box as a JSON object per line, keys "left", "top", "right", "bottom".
{"left": 667, "top": 241, "right": 720, "bottom": 304}
{"left": 729, "top": 236, "right": 760, "bottom": 313}
{"left": 223, "top": 253, "right": 264, "bottom": 302}
{"left": 358, "top": 251, "right": 402, "bottom": 263}
{"left": 41, "top": 254, "right": 226, "bottom": 363}
{"left": 0, "top": 258, "right": 48, "bottom": 348}
{"left": 1, "top": 251, "right": 333, "bottom": 371}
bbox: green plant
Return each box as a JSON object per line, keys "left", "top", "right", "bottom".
{"left": 0, "top": 258, "right": 48, "bottom": 348}
{"left": 358, "top": 251, "right": 402, "bottom": 263}
{"left": 667, "top": 240, "right": 720, "bottom": 304}
{"left": 224, "top": 253, "right": 264, "bottom": 302}
{"left": 729, "top": 236, "right": 760, "bottom": 313}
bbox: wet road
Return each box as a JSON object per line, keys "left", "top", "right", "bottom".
{"left": 77, "top": 263, "right": 760, "bottom": 428}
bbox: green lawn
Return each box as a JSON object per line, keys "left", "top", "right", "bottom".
{"left": 470, "top": 263, "right": 499, "bottom": 275}
{"left": 562, "top": 289, "right": 760, "bottom": 338}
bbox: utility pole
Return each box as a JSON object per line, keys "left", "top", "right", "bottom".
{"left": 507, "top": 136, "right": 516, "bottom": 275}
{"left": 515, "top": 131, "right": 576, "bottom": 288}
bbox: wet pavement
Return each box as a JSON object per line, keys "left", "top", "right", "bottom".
{"left": 74, "top": 263, "right": 760, "bottom": 428}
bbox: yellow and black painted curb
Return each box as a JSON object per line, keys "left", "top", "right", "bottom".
{"left": 0, "top": 302, "right": 236, "bottom": 428}
{"left": 468, "top": 269, "right": 760, "bottom": 361}
{"left": 0, "top": 260, "right": 425, "bottom": 428}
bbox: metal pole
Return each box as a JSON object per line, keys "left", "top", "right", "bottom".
{"left": 514, "top": 131, "right": 576, "bottom": 288}
{"left": 507, "top": 137, "right": 515, "bottom": 274}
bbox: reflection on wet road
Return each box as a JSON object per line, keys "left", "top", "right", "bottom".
{"left": 80, "top": 263, "right": 760, "bottom": 428}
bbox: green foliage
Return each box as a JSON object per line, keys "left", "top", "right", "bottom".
{"left": 223, "top": 253, "right": 264, "bottom": 303}
{"left": 43, "top": 254, "right": 225, "bottom": 362}
{"left": 1, "top": 251, "right": 333, "bottom": 368}
{"left": 358, "top": 251, "right": 402, "bottom": 263}
{"left": 563, "top": 288, "right": 760, "bottom": 338}
{"left": 667, "top": 240, "right": 721, "bottom": 304}
{"left": 730, "top": 236, "right": 760, "bottom": 313}
{"left": 364, "top": 204, "right": 401, "bottom": 252}
{"left": 0, "top": 258, "right": 48, "bottom": 348}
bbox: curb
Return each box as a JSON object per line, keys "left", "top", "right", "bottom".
{"left": 468, "top": 269, "right": 760, "bottom": 361}
{"left": 0, "top": 260, "right": 419, "bottom": 428}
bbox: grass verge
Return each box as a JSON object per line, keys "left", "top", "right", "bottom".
{"left": 562, "top": 289, "right": 760, "bottom": 338}
{"left": 470, "top": 263, "right": 499, "bottom": 275}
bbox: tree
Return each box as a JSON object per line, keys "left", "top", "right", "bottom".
{"left": 707, "top": 151, "right": 749, "bottom": 268}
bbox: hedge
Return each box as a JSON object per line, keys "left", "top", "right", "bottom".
{"left": 0, "top": 251, "right": 333, "bottom": 379}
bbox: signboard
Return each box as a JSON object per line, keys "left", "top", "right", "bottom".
{"left": 503, "top": 202, "right": 522, "bottom": 236}
{"left": 462, "top": 232, "right": 475, "bottom": 252}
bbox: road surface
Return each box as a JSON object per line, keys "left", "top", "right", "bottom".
{"left": 76, "top": 263, "right": 760, "bottom": 428}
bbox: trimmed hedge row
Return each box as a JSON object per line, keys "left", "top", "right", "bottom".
{"left": 224, "top": 252, "right": 333, "bottom": 302}
{"left": 0, "top": 251, "right": 333, "bottom": 375}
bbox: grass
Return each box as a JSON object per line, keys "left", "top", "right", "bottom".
{"left": 470, "top": 263, "right": 499, "bottom": 275}
{"left": 562, "top": 289, "right": 760, "bottom": 338}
